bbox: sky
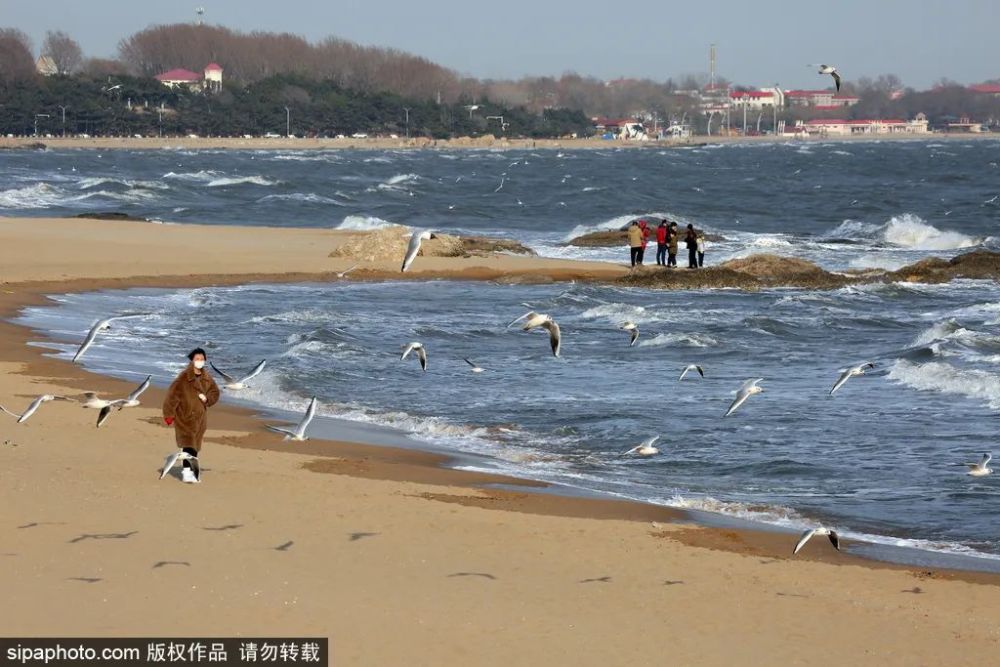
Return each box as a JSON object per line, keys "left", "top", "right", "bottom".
{"left": 5, "top": 0, "right": 999, "bottom": 89}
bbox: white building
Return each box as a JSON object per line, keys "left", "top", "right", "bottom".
{"left": 799, "top": 116, "right": 929, "bottom": 136}
{"left": 154, "top": 63, "right": 224, "bottom": 91}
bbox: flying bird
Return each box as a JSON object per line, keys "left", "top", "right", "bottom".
{"left": 159, "top": 450, "right": 199, "bottom": 481}
{"left": 464, "top": 358, "right": 485, "bottom": 373}
{"left": 830, "top": 362, "right": 875, "bottom": 395}
{"left": 540, "top": 319, "right": 562, "bottom": 358}
{"left": 620, "top": 321, "right": 640, "bottom": 347}
{"left": 963, "top": 453, "right": 993, "bottom": 477}
{"left": 507, "top": 311, "right": 552, "bottom": 330}
{"left": 724, "top": 378, "right": 764, "bottom": 417}
{"left": 1, "top": 395, "right": 71, "bottom": 424}
{"left": 679, "top": 364, "right": 705, "bottom": 381}
{"left": 401, "top": 342, "right": 428, "bottom": 371}
{"left": 95, "top": 375, "right": 152, "bottom": 427}
{"left": 265, "top": 397, "right": 318, "bottom": 442}
{"left": 622, "top": 436, "right": 660, "bottom": 457}
{"left": 211, "top": 360, "right": 267, "bottom": 390}
{"left": 809, "top": 64, "right": 842, "bottom": 91}
{"left": 401, "top": 231, "right": 436, "bottom": 272}
{"left": 335, "top": 264, "right": 359, "bottom": 279}
{"left": 792, "top": 527, "right": 841, "bottom": 555}
{"left": 71, "top": 315, "right": 145, "bottom": 363}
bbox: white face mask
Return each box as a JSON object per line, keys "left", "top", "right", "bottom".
{"left": 193, "top": 360, "right": 206, "bottom": 369}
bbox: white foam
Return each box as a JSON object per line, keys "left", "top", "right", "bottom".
{"left": 162, "top": 170, "right": 220, "bottom": 182}
{"left": 639, "top": 332, "right": 718, "bottom": 348}
{"left": 257, "top": 193, "right": 344, "bottom": 205}
{"left": 888, "top": 359, "right": 1000, "bottom": 409}
{"left": 206, "top": 175, "right": 279, "bottom": 187}
{"left": 335, "top": 215, "right": 400, "bottom": 231}
{"left": 0, "top": 183, "right": 64, "bottom": 208}
{"left": 563, "top": 211, "right": 678, "bottom": 242}
{"left": 883, "top": 214, "right": 977, "bottom": 250}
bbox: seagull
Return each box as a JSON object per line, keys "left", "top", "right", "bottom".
{"left": 265, "top": 397, "right": 318, "bottom": 441}
{"left": 94, "top": 376, "right": 151, "bottom": 427}
{"left": 159, "top": 450, "right": 199, "bottom": 481}
{"left": 986, "top": 195, "right": 998, "bottom": 205}
{"left": 494, "top": 177, "right": 505, "bottom": 193}
{"left": 540, "top": 319, "right": 561, "bottom": 358}
{"left": 678, "top": 364, "right": 705, "bottom": 381}
{"left": 810, "top": 64, "right": 842, "bottom": 91}
{"left": 211, "top": 360, "right": 267, "bottom": 390}
{"left": 401, "top": 230, "right": 436, "bottom": 272}
{"left": 724, "top": 378, "right": 764, "bottom": 417}
{"left": 401, "top": 342, "right": 428, "bottom": 371}
{"left": 464, "top": 358, "right": 485, "bottom": 373}
{"left": 72, "top": 318, "right": 114, "bottom": 363}
{"left": 963, "top": 453, "right": 993, "bottom": 477}
{"left": 792, "top": 527, "right": 841, "bottom": 555}
{"left": 620, "top": 321, "right": 639, "bottom": 347}
{"left": 830, "top": 362, "right": 875, "bottom": 395}
{"left": 507, "top": 311, "right": 552, "bottom": 330}
{"left": 1, "top": 395, "right": 71, "bottom": 424}
{"left": 622, "top": 436, "right": 659, "bottom": 457}
{"left": 335, "top": 264, "right": 359, "bottom": 279}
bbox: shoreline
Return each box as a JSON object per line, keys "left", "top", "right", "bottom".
{"left": 3, "top": 216, "right": 1000, "bottom": 662}
{"left": 2, "top": 132, "right": 996, "bottom": 152}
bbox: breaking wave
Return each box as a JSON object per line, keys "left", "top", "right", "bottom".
{"left": 825, "top": 214, "right": 978, "bottom": 250}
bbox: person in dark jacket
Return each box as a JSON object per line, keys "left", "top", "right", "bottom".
{"left": 627, "top": 221, "right": 643, "bottom": 267}
{"left": 685, "top": 224, "right": 698, "bottom": 268}
{"left": 162, "top": 347, "right": 221, "bottom": 483}
{"left": 655, "top": 220, "right": 669, "bottom": 266}
{"left": 667, "top": 222, "right": 679, "bottom": 267}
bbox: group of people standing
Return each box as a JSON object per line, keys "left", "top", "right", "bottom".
{"left": 628, "top": 219, "right": 706, "bottom": 269}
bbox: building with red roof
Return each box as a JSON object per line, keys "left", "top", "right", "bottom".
{"left": 155, "top": 64, "right": 224, "bottom": 91}
{"left": 798, "top": 116, "right": 928, "bottom": 136}
{"left": 969, "top": 83, "right": 1000, "bottom": 97}
{"left": 786, "top": 90, "right": 859, "bottom": 108}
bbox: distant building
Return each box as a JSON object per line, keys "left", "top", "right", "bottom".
{"left": 798, "top": 116, "right": 929, "bottom": 136}
{"left": 785, "top": 90, "right": 859, "bottom": 108}
{"left": 969, "top": 83, "right": 1000, "bottom": 98}
{"left": 155, "top": 63, "right": 224, "bottom": 91}
{"left": 729, "top": 88, "right": 784, "bottom": 110}
{"left": 35, "top": 56, "right": 58, "bottom": 76}
{"left": 591, "top": 118, "right": 649, "bottom": 141}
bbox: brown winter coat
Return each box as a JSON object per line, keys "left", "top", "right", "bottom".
{"left": 162, "top": 365, "right": 220, "bottom": 452}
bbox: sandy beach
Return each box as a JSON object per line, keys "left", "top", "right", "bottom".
{"left": 1, "top": 131, "right": 995, "bottom": 152}
{"left": 2, "top": 216, "right": 999, "bottom": 665}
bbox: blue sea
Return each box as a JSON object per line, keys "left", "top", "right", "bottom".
{"left": 6, "top": 140, "right": 1000, "bottom": 563}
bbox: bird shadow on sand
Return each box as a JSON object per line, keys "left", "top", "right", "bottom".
{"left": 447, "top": 572, "right": 496, "bottom": 580}
{"left": 349, "top": 532, "right": 378, "bottom": 542}
{"left": 152, "top": 561, "right": 191, "bottom": 569}
{"left": 18, "top": 521, "right": 67, "bottom": 529}
{"left": 902, "top": 587, "right": 924, "bottom": 594}
{"left": 67, "top": 577, "right": 102, "bottom": 583}
{"left": 663, "top": 580, "right": 685, "bottom": 586}
{"left": 68, "top": 531, "right": 138, "bottom": 544}
{"left": 274, "top": 541, "right": 294, "bottom": 552}
{"left": 579, "top": 576, "right": 612, "bottom": 584}
{"left": 202, "top": 524, "right": 243, "bottom": 532}
{"left": 776, "top": 592, "right": 810, "bottom": 599}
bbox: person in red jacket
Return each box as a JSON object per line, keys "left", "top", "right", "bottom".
{"left": 655, "top": 219, "right": 669, "bottom": 266}
{"left": 637, "top": 220, "right": 650, "bottom": 265}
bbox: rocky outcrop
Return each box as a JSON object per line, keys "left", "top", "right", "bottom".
{"left": 568, "top": 228, "right": 726, "bottom": 247}
{"left": 889, "top": 250, "right": 1000, "bottom": 283}
{"left": 329, "top": 226, "right": 535, "bottom": 262}
{"left": 620, "top": 254, "right": 854, "bottom": 290}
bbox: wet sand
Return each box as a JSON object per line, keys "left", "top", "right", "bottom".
{"left": 1, "top": 216, "right": 999, "bottom": 665}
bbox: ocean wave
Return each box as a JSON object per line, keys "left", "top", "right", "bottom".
{"left": 257, "top": 192, "right": 345, "bottom": 206}
{"left": 206, "top": 175, "right": 280, "bottom": 187}
{"left": 888, "top": 359, "right": 1000, "bottom": 409}
{"left": 638, "top": 332, "right": 718, "bottom": 348}
{"left": 579, "top": 302, "right": 650, "bottom": 324}
{"left": 335, "top": 215, "right": 400, "bottom": 231}
{"left": 563, "top": 211, "right": 682, "bottom": 242}
{"left": 77, "top": 176, "right": 169, "bottom": 191}
{"left": 162, "top": 170, "right": 220, "bottom": 182}
{"left": 0, "top": 183, "right": 65, "bottom": 208}
{"left": 824, "top": 214, "right": 978, "bottom": 250}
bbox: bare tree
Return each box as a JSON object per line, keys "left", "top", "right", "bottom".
{"left": 42, "top": 30, "right": 83, "bottom": 74}
{"left": 0, "top": 28, "right": 35, "bottom": 82}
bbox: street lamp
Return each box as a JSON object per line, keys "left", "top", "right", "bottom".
{"left": 284, "top": 106, "right": 290, "bottom": 138}
{"left": 773, "top": 83, "right": 780, "bottom": 136}
{"left": 34, "top": 114, "right": 50, "bottom": 137}
{"left": 57, "top": 106, "right": 68, "bottom": 137}
{"left": 403, "top": 107, "right": 411, "bottom": 138}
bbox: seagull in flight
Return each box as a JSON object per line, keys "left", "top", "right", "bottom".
{"left": 622, "top": 436, "right": 659, "bottom": 457}
{"left": 160, "top": 450, "right": 199, "bottom": 481}
{"left": 507, "top": 311, "right": 552, "bottom": 330}
{"left": 540, "top": 320, "right": 561, "bottom": 358}
{"left": 266, "top": 397, "right": 318, "bottom": 441}
{"left": 401, "top": 342, "right": 428, "bottom": 371}
{"left": 89, "top": 375, "right": 151, "bottom": 427}
{"left": 1, "top": 395, "right": 72, "bottom": 424}
{"left": 401, "top": 231, "right": 436, "bottom": 272}
{"left": 830, "top": 362, "right": 874, "bottom": 395}
{"left": 679, "top": 364, "right": 704, "bottom": 381}
{"left": 71, "top": 314, "right": 146, "bottom": 363}
{"left": 963, "top": 453, "right": 993, "bottom": 477}
{"left": 211, "top": 360, "right": 267, "bottom": 390}
{"left": 724, "top": 378, "right": 764, "bottom": 417}
{"left": 809, "top": 64, "right": 842, "bottom": 91}
{"left": 793, "top": 527, "right": 841, "bottom": 555}
{"left": 335, "top": 264, "right": 359, "bottom": 279}
{"left": 464, "top": 358, "right": 485, "bottom": 373}
{"left": 620, "top": 321, "right": 639, "bottom": 347}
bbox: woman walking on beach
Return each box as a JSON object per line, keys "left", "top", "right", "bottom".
{"left": 685, "top": 224, "right": 699, "bottom": 269}
{"left": 627, "top": 221, "right": 644, "bottom": 267}
{"left": 163, "top": 348, "right": 220, "bottom": 483}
